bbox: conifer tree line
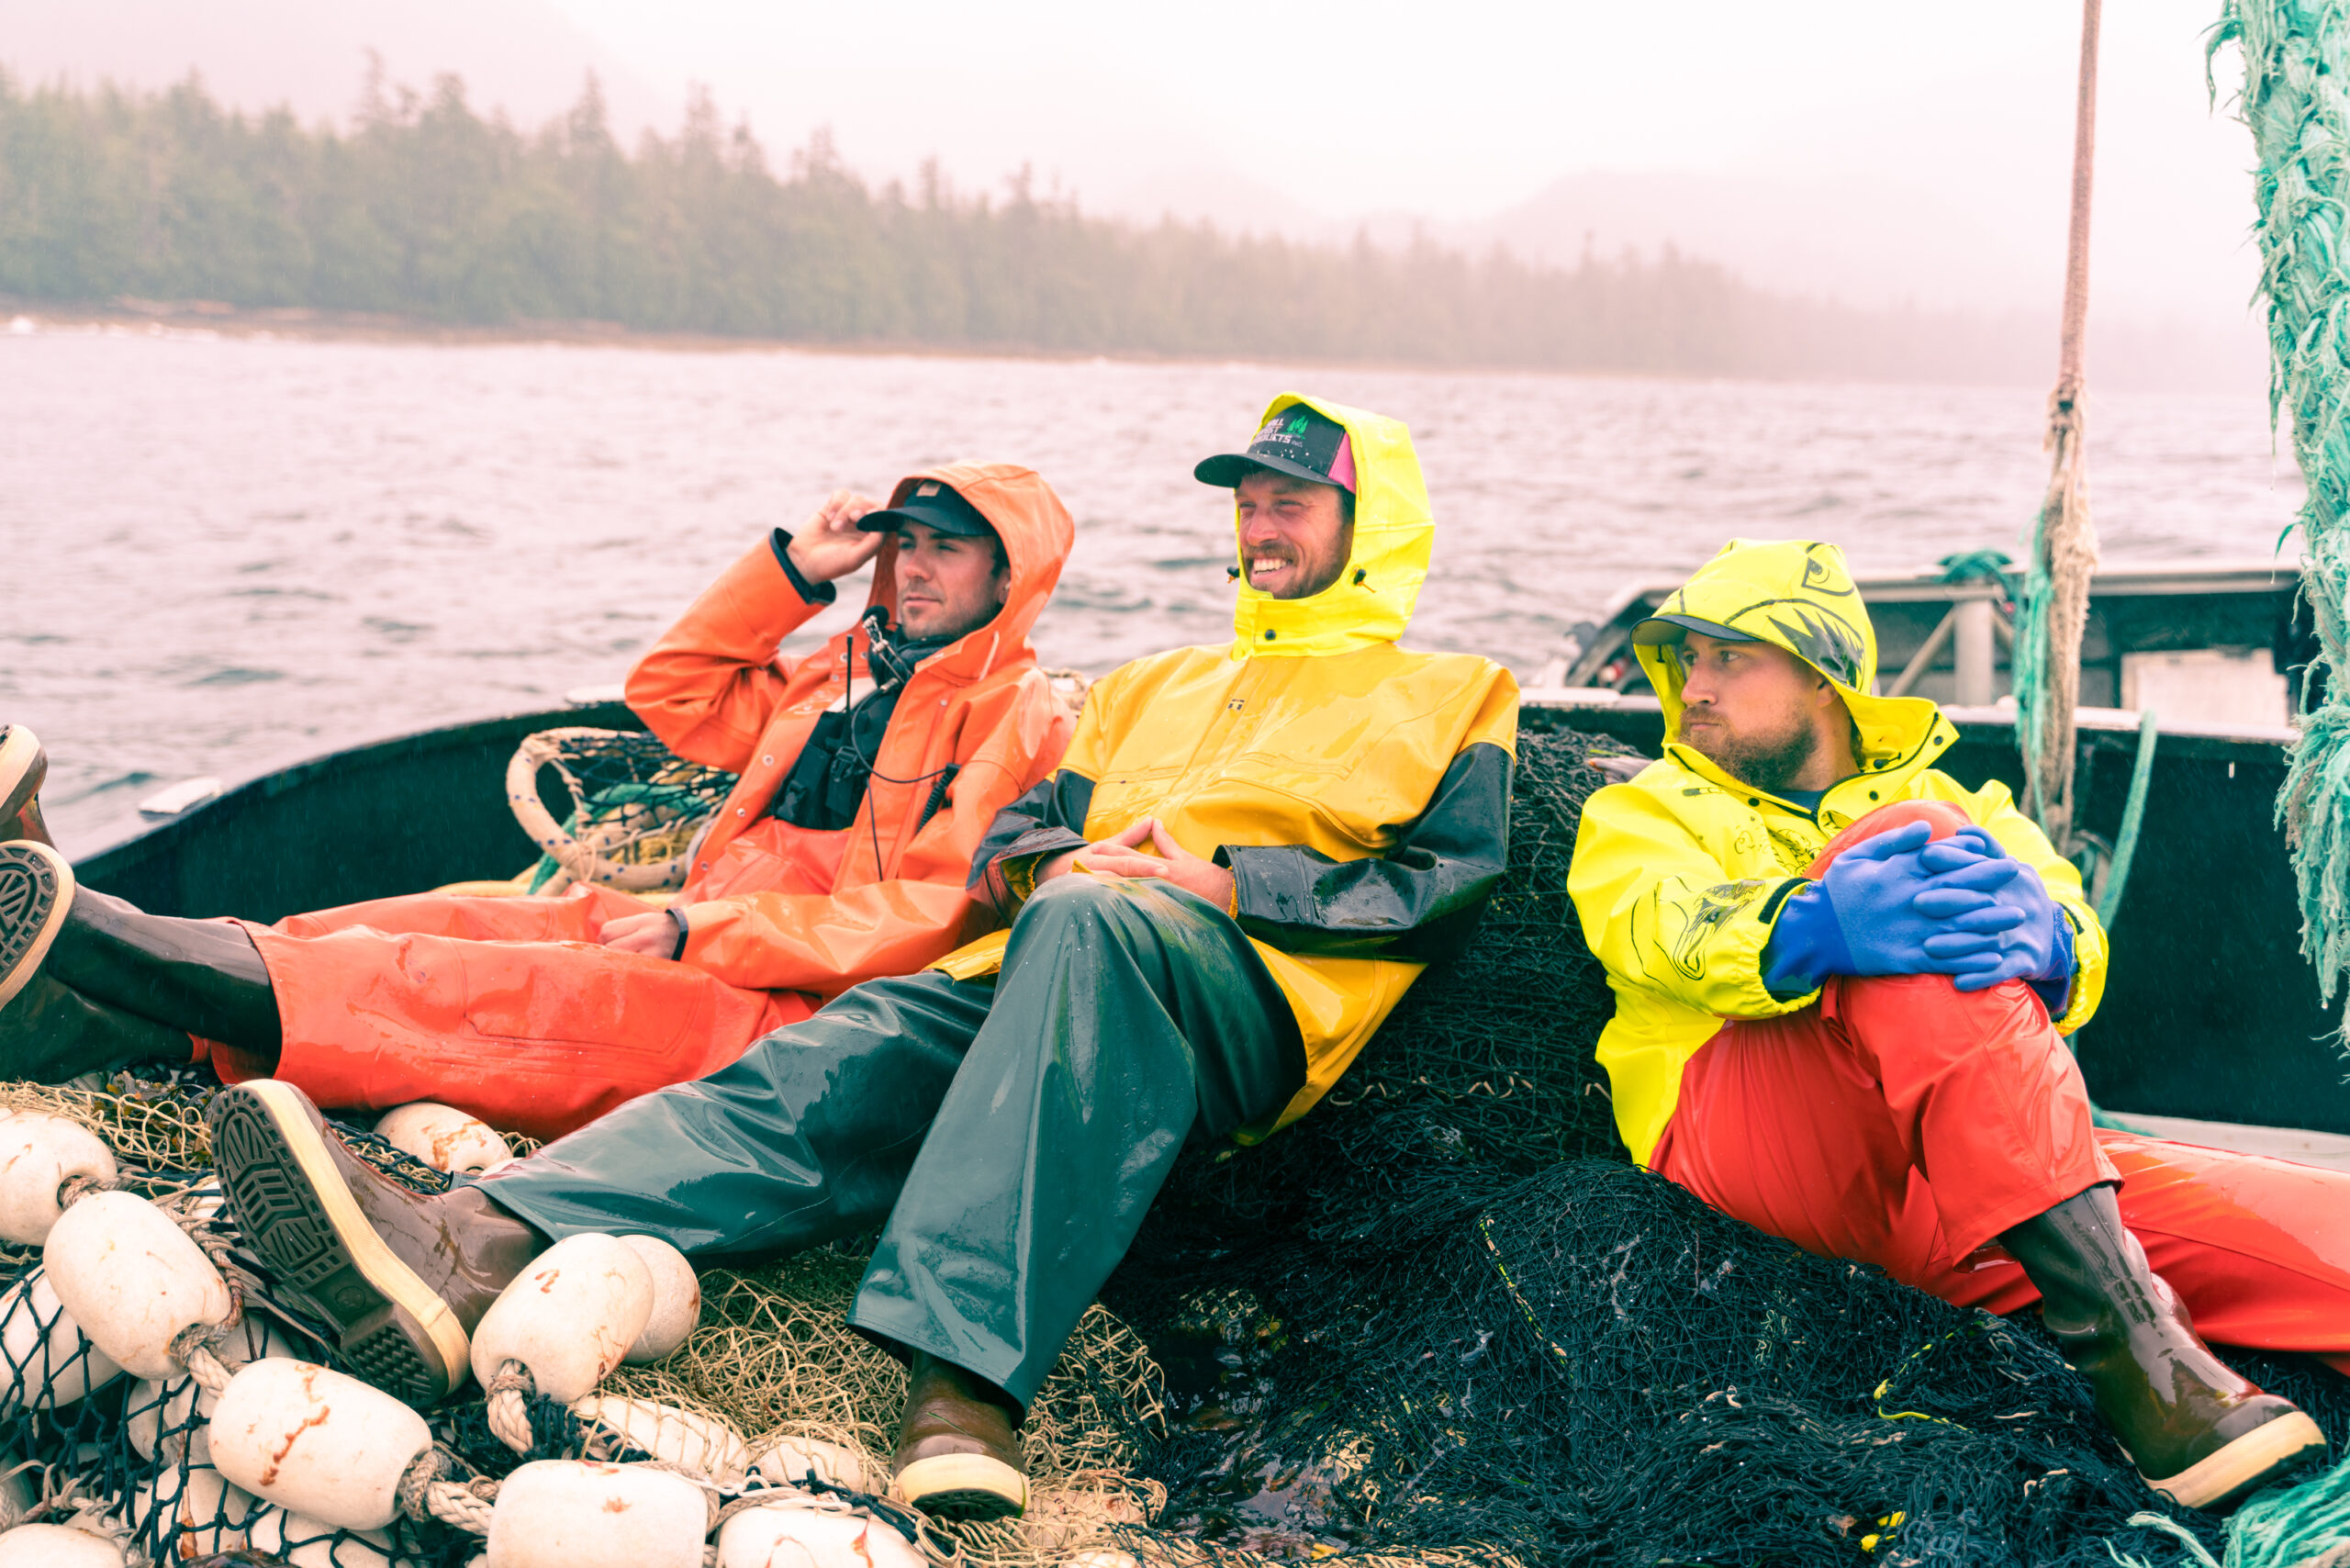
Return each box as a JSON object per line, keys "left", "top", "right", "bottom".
{"left": 0, "top": 67, "right": 2039, "bottom": 381}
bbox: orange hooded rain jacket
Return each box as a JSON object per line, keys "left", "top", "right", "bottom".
{"left": 224, "top": 463, "right": 1077, "bottom": 1140}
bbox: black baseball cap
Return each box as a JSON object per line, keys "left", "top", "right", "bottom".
{"left": 1194, "top": 404, "right": 1358, "bottom": 492}
{"left": 1630, "top": 613, "right": 1759, "bottom": 647}
{"left": 857, "top": 479, "right": 997, "bottom": 538}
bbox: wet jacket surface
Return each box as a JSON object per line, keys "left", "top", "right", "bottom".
{"left": 625, "top": 462, "right": 1077, "bottom": 997}
{"left": 1566, "top": 538, "right": 2109, "bottom": 1166}
{"left": 935, "top": 394, "right": 1519, "bottom": 1133}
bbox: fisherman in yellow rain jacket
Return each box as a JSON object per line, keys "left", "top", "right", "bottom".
{"left": 202, "top": 394, "right": 1518, "bottom": 1521}
{"left": 1572, "top": 537, "right": 2350, "bottom": 1511}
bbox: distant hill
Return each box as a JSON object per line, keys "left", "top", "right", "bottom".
{"left": 0, "top": 0, "right": 670, "bottom": 134}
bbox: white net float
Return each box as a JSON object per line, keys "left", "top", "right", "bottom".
{"left": 208, "top": 1359, "right": 433, "bottom": 1532}
{"left": 745, "top": 1435, "right": 881, "bottom": 1494}
{"left": 570, "top": 1394, "right": 748, "bottom": 1485}
{"left": 0, "top": 1271, "right": 122, "bottom": 1410}
{"left": 372, "top": 1103, "right": 515, "bottom": 1177}
{"left": 125, "top": 1312, "right": 298, "bottom": 1462}
{"left": 129, "top": 1459, "right": 263, "bottom": 1557}
{"left": 246, "top": 1507, "right": 408, "bottom": 1567}
{"left": 41, "top": 1191, "right": 231, "bottom": 1380}
{"left": 714, "top": 1495, "right": 925, "bottom": 1568}
{"left": 0, "top": 1113, "right": 118, "bottom": 1246}
{"left": 483, "top": 1461, "right": 709, "bottom": 1568}
{"left": 618, "top": 1235, "right": 699, "bottom": 1363}
{"left": 0, "top": 1520, "right": 125, "bottom": 1566}
{"left": 471, "top": 1234, "right": 652, "bottom": 1406}
{"left": 1067, "top": 1551, "right": 1142, "bottom": 1568}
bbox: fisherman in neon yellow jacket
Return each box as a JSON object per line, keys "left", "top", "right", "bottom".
{"left": 1572, "top": 537, "right": 2350, "bottom": 1511}
{"left": 203, "top": 394, "right": 1518, "bottom": 1521}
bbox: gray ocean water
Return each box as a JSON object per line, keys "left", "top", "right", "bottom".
{"left": 0, "top": 323, "right": 2308, "bottom": 855}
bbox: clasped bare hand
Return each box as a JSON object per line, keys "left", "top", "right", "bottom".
{"left": 785, "top": 489, "right": 885, "bottom": 584}
{"left": 1035, "top": 818, "right": 1236, "bottom": 911}
{"left": 600, "top": 910, "right": 678, "bottom": 957}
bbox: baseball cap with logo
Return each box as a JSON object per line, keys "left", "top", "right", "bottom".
{"left": 1193, "top": 404, "right": 1359, "bottom": 493}
{"left": 857, "top": 479, "right": 998, "bottom": 538}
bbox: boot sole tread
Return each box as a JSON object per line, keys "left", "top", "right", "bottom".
{"left": 894, "top": 1453, "right": 1027, "bottom": 1520}
{"left": 0, "top": 842, "right": 70, "bottom": 1011}
{"left": 2143, "top": 1408, "right": 2327, "bottom": 1511}
{"left": 207, "top": 1081, "right": 467, "bottom": 1406}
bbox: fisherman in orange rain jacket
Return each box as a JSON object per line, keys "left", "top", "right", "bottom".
{"left": 0, "top": 463, "right": 1077, "bottom": 1141}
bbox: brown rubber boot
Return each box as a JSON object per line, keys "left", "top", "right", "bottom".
{"left": 2002, "top": 1185, "right": 2326, "bottom": 1509}
{"left": 0, "top": 969, "right": 197, "bottom": 1081}
{"left": 0, "top": 841, "right": 73, "bottom": 1011}
{"left": 892, "top": 1350, "right": 1028, "bottom": 1519}
{"left": 207, "top": 1080, "right": 544, "bottom": 1406}
{"left": 0, "top": 726, "right": 52, "bottom": 848}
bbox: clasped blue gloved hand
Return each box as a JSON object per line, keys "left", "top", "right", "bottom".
{"left": 1761, "top": 821, "right": 2074, "bottom": 1001}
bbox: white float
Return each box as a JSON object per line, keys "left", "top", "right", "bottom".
{"left": 0, "top": 1521, "right": 124, "bottom": 1567}
{"left": 571, "top": 1394, "right": 748, "bottom": 1484}
{"left": 715, "top": 1496, "right": 924, "bottom": 1568}
{"left": 127, "top": 1312, "right": 298, "bottom": 1461}
{"left": 130, "top": 1460, "right": 263, "bottom": 1557}
{"left": 42, "top": 1191, "right": 231, "bottom": 1379}
{"left": 483, "top": 1461, "right": 707, "bottom": 1568}
{"left": 374, "top": 1103, "right": 514, "bottom": 1176}
{"left": 208, "top": 1360, "right": 433, "bottom": 1532}
{"left": 0, "top": 1272, "right": 122, "bottom": 1408}
{"left": 0, "top": 1114, "right": 117, "bottom": 1247}
{"left": 619, "top": 1236, "right": 699, "bottom": 1362}
{"left": 747, "top": 1435, "right": 879, "bottom": 1494}
{"left": 470, "top": 1235, "right": 651, "bottom": 1404}
{"left": 1067, "top": 1552, "right": 1142, "bottom": 1568}
{"left": 247, "top": 1508, "right": 406, "bottom": 1568}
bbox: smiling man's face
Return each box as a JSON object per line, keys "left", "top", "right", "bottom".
{"left": 893, "top": 521, "right": 1009, "bottom": 642}
{"left": 1234, "top": 472, "right": 1353, "bottom": 600}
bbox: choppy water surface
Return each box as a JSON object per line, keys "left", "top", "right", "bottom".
{"left": 2, "top": 326, "right": 2306, "bottom": 853}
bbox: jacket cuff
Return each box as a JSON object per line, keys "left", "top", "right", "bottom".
{"left": 2031, "top": 907, "right": 2080, "bottom": 1016}
{"left": 665, "top": 906, "right": 689, "bottom": 962}
{"left": 769, "top": 529, "right": 838, "bottom": 606}
{"left": 995, "top": 828, "right": 1090, "bottom": 902}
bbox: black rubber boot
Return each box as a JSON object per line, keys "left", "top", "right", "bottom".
{"left": 0, "top": 969, "right": 196, "bottom": 1081}
{"left": 2001, "top": 1184, "right": 2326, "bottom": 1509}
{"left": 41, "top": 888, "right": 282, "bottom": 1060}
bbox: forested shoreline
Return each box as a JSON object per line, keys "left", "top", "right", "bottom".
{"left": 0, "top": 68, "right": 2061, "bottom": 382}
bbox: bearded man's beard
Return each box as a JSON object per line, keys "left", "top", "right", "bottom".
{"left": 1687, "top": 712, "right": 1819, "bottom": 795}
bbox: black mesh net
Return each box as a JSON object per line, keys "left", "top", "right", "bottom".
{"left": 1102, "top": 716, "right": 2350, "bottom": 1567}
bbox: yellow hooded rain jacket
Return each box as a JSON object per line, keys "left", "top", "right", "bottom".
{"left": 938, "top": 393, "right": 1520, "bottom": 1135}
{"left": 1566, "top": 538, "right": 2108, "bottom": 1166}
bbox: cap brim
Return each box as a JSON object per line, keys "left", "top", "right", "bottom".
{"left": 856, "top": 506, "right": 993, "bottom": 537}
{"left": 1193, "top": 452, "right": 1342, "bottom": 489}
{"left": 1630, "top": 612, "right": 1759, "bottom": 647}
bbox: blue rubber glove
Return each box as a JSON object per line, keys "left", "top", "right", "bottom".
{"left": 1910, "top": 826, "right": 2075, "bottom": 1002}
{"left": 1762, "top": 822, "right": 1967, "bottom": 996}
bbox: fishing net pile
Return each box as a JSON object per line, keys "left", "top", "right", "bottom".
{"left": 5, "top": 718, "right": 2350, "bottom": 1565}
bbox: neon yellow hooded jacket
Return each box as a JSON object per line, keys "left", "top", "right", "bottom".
{"left": 937, "top": 393, "right": 1520, "bottom": 1134}
{"left": 1566, "top": 538, "right": 2108, "bottom": 1166}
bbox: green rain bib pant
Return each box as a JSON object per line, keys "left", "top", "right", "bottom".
{"left": 470, "top": 874, "right": 1305, "bottom": 1406}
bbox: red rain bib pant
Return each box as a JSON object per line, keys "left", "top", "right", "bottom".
{"left": 207, "top": 886, "right": 813, "bottom": 1144}
{"left": 1651, "top": 805, "right": 2350, "bottom": 1377}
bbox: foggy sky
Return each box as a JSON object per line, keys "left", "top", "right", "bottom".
{"left": 1, "top": 0, "right": 2277, "bottom": 342}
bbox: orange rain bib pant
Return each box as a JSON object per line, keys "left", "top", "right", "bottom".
{"left": 1651, "top": 802, "right": 2350, "bottom": 1377}
{"left": 207, "top": 885, "right": 815, "bottom": 1144}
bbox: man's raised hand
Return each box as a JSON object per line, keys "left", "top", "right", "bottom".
{"left": 785, "top": 489, "right": 885, "bottom": 584}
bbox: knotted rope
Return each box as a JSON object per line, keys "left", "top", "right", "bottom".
{"left": 2214, "top": 0, "right": 2350, "bottom": 1006}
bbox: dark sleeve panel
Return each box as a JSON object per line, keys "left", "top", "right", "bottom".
{"left": 968, "top": 770, "right": 1098, "bottom": 920}
{"left": 1220, "top": 741, "right": 1512, "bottom": 963}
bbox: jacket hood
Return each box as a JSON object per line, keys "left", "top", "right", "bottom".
{"left": 868, "top": 461, "right": 1074, "bottom": 682}
{"left": 1226, "top": 392, "right": 1431, "bottom": 659}
{"left": 1636, "top": 538, "right": 1947, "bottom": 768}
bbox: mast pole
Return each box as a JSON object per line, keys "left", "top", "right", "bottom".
{"left": 2019, "top": 0, "right": 2105, "bottom": 851}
